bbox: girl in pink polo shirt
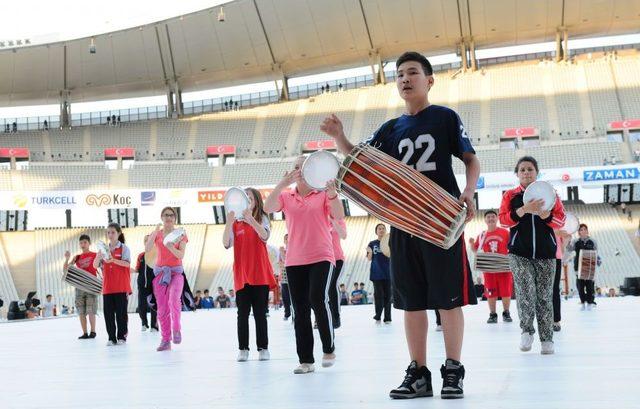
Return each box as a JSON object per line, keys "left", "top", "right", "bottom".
{"left": 264, "top": 156, "right": 345, "bottom": 375}
{"left": 145, "top": 206, "right": 188, "bottom": 351}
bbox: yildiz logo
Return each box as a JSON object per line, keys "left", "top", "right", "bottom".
{"left": 85, "top": 194, "right": 111, "bottom": 207}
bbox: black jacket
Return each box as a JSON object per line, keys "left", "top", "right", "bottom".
{"left": 499, "top": 185, "right": 566, "bottom": 260}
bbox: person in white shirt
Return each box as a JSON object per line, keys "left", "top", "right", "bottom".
{"left": 42, "top": 294, "right": 56, "bottom": 318}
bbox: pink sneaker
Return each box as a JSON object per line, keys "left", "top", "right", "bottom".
{"left": 156, "top": 341, "right": 171, "bottom": 351}
{"left": 173, "top": 331, "right": 182, "bottom": 344}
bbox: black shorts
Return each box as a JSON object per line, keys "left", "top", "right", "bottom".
{"left": 389, "top": 227, "right": 477, "bottom": 311}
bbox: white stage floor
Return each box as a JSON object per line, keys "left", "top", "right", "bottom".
{"left": 1, "top": 297, "right": 639, "bottom": 409}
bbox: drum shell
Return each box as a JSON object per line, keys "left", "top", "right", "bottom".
{"left": 337, "top": 145, "right": 466, "bottom": 249}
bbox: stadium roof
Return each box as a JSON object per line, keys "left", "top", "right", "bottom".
{"left": 0, "top": 0, "right": 639, "bottom": 106}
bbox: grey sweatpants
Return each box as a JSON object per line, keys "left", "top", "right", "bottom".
{"left": 508, "top": 254, "right": 555, "bottom": 342}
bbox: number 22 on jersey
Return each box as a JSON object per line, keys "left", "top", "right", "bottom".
{"left": 398, "top": 134, "right": 436, "bottom": 172}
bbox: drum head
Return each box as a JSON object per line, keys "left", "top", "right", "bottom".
{"left": 163, "top": 228, "right": 185, "bottom": 247}
{"left": 302, "top": 150, "right": 340, "bottom": 190}
{"left": 523, "top": 181, "right": 556, "bottom": 211}
{"left": 561, "top": 212, "right": 579, "bottom": 234}
{"left": 224, "top": 187, "right": 249, "bottom": 219}
{"left": 380, "top": 233, "right": 391, "bottom": 258}
{"left": 97, "top": 241, "right": 110, "bottom": 259}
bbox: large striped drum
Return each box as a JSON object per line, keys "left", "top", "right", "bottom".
{"left": 578, "top": 250, "right": 597, "bottom": 280}
{"left": 63, "top": 265, "right": 102, "bottom": 295}
{"left": 337, "top": 144, "right": 466, "bottom": 249}
{"left": 473, "top": 252, "right": 511, "bottom": 273}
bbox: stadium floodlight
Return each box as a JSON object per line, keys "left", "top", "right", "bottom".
{"left": 217, "top": 7, "right": 225, "bottom": 22}
{"left": 89, "top": 37, "right": 96, "bottom": 54}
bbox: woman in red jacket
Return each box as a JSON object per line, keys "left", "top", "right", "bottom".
{"left": 93, "top": 223, "right": 132, "bottom": 346}
{"left": 223, "top": 187, "right": 277, "bottom": 362}
{"left": 499, "top": 156, "right": 565, "bottom": 355}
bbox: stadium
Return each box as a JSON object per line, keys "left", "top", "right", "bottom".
{"left": 0, "top": 0, "right": 639, "bottom": 408}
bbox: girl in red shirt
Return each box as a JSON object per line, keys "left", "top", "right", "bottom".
{"left": 146, "top": 206, "right": 188, "bottom": 352}
{"left": 223, "top": 188, "right": 277, "bottom": 362}
{"left": 93, "top": 223, "right": 132, "bottom": 346}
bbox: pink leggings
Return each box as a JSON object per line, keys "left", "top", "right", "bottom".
{"left": 153, "top": 272, "right": 184, "bottom": 342}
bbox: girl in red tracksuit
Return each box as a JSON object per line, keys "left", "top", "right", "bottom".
{"left": 223, "top": 187, "right": 277, "bottom": 362}
{"left": 93, "top": 223, "right": 132, "bottom": 346}
{"left": 499, "top": 156, "right": 565, "bottom": 355}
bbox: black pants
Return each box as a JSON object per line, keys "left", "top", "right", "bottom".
{"left": 236, "top": 284, "right": 269, "bottom": 351}
{"left": 576, "top": 277, "right": 595, "bottom": 304}
{"left": 372, "top": 279, "right": 392, "bottom": 321}
{"left": 435, "top": 309, "right": 441, "bottom": 326}
{"left": 138, "top": 287, "right": 157, "bottom": 329}
{"left": 553, "top": 259, "right": 562, "bottom": 322}
{"left": 281, "top": 283, "right": 291, "bottom": 318}
{"left": 103, "top": 293, "right": 128, "bottom": 342}
{"left": 286, "top": 261, "right": 335, "bottom": 364}
{"left": 328, "top": 260, "right": 343, "bottom": 325}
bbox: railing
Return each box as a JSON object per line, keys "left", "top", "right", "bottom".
{"left": 1, "top": 42, "right": 638, "bottom": 133}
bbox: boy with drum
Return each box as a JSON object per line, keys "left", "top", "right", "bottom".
{"left": 63, "top": 234, "right": 98, "bottom": 340}
{"left": 321, "top": 51, "right": 480, "bottom": 399}
{"left": 469, "top": 210, "right": 513, "bottom": 324}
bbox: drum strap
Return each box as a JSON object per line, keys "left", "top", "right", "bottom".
{"left": 477, "top": 231, "right": 487, "bottom": 253}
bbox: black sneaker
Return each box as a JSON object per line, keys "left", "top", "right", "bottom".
{"left": 502, "top": 311, "right": 513, "bottom": 322}
{"left": 78, "top": 333, "right": 90, "bottom": 339}
{"left": 389, "top": 361, "right": 433, "bottom": 399}
{"left": 440, "top": 359, "right": 465, "bottom": 399}
{"left": 553, "top": 323, "right": 561, "bottom": 332}
{"left": 487, "top": 313, "right": 498, "bottom": 324}
{"left": 333, "top": 318, "right": 341, "bottom": 329}
{"left": 89, "top": 332, "right": 97, "bottom": 338}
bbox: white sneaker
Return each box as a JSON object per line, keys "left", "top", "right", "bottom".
{"left": 106, "top": 340, "right": 117, "bottom": 346}
{"left": 141, "top": 326, "right": 148, "bottom": 332}
{"left": 293, "top": 363, "right": 315, "bottom": 374}
{"left": 520, "top": 333, "right": 534, "bottom": 352}
{"left": 258, "top": 349, "right": 270, "bottom": 361}
{"left": 541, "top": 341, "right": 555, "bottom": 355}
{"left": 117, "top": 339, "right": 126, "bottom": 345}
{"left": 322, "top": 353, "right": 336, "bottom": 368}
{"left": 237, "top": 349, "right": 249, "bottom": 362}
{"left": 150, "top": 327, "right": 159, "bottom": 333}
{"left": 586, "top": 303, "right": 592, "bottom": 311}
{"left": 436, "top": 325, "right": 443, "bottom": 332}
{"left": 580, "top": 303, "right": 586, "bottom": 311}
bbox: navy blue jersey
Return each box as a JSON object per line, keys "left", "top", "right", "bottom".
{"left": 368, "top": 240, "right": 390, "bottom": 281}
{"left": 365, "top": 105, "right": 475, "bottom": 198}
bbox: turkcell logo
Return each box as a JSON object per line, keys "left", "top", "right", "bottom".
{"left": 476, "top": 176, "right": 485, "bottom": 189}
{"left": 141, "top": 191, "right": 156, "bottom": 206}
{"left": 583, "top": 168, "right": 639, "bottom": 182}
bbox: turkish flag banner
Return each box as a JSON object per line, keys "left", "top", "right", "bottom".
{"left": 608, "top": 119, "right": 640, "bottom": 130}
{"left": 104, "top": 147, "right": 135, "bottom": 158}
{"left": 206, "top": 145, "right": 236, "bottom": 156}
{"left": 302, "top": 140, "right": 337, "bottom": 151}
{"left": 0, "top": 147, "right": 30, "bottom": 158}
{"left": 503, "top": 127, "right": 538, "bottom": 138}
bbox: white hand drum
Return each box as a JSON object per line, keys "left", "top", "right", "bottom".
{"left": 523, "top": 181, "right": 556, "bottom": 211}
{"left": 96, "top": 241, "right": 111, "bottom": 260}
{"left": 302, "top": 150, "right": 340, "bottom": 190}
{"left": 560, "top": 212, "right": 579, "bottom": 234}
{"left": 163, "top": 227, "right": 186, "bottom": 247}
{"left": 224, "top": 187, "right": 250, "bottom": 220}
